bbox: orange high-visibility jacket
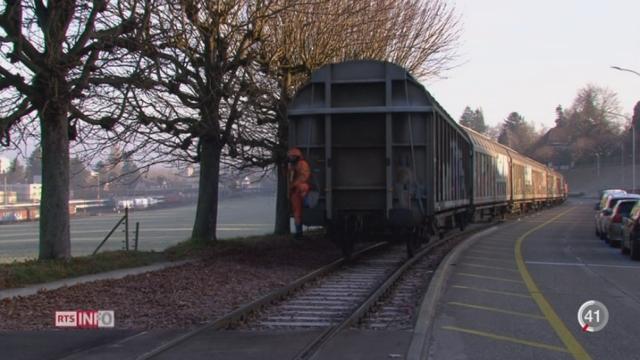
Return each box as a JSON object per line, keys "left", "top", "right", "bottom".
{"left": 289, "top": 158, "right": 311, "bottom": 192}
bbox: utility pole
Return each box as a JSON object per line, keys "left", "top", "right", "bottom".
{"left": 3, "top": 172, "right": 7, "bottom": 205}
{"left": 622, "top": 142, "right": 625, "bottom": 189}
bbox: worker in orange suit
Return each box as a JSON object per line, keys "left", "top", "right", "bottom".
{"left": 287, "top": 148, "right": 311, "bottom": 239}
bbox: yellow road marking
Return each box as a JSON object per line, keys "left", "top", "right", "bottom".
{"left": 457, "top": 272, "right": 523, "bottom": 283}
{"left": 447, "top": 301, "right": 545, "bottom": 319}
{"left": 442, "top": 326, "right": 569, "bottom": 353}
{"left": 515, "top": 207, "right": 592, "bottom": 360}
{"left": 461, "top": 263, "right": 519, "bottom": 272}
{"left": 451, "top": 285, "right": 531, "bottom": 298}
{"left": 465, "top": 255, "right": 516, "bottom": 264}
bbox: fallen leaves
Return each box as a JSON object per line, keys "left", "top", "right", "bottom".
{"left": 0, "top": 236, "right": 340, "bottom": 330}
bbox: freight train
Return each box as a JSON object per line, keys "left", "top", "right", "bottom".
{"left": 288, "top": 60, "right": 567, "bottom": 256}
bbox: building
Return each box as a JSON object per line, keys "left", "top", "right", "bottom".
{"left": 7, "top": 184, "right": 42, "bottom": 203}
{"left": 530, "top": 125, "right": 572, "bottom": 169}
{"left": 0, "top": 191, "right": 18, "bottom": 205}
{"left": 0, "top": 156, "right": 10, "bottom": 174}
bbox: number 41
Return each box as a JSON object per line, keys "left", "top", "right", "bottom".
{"left": 584, "top": 309, "right": 600, "bottom": 323}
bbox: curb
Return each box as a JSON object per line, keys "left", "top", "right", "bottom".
{"left": 0, "top": 260, "right": 193, "bottom": 300}
{"left": 406, "top": 226, "right": 499, "bottom": 360}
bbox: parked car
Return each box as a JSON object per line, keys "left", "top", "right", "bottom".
{"left": 622, "top": 202, "right": 640, "bottom": 260}
{"left": 596, "top": 193, "right": 640, "bottom": 239}
{"left": 604, "top": 199, "right": 638, "bottom": 246}
{"left": 595, "top": 189, "right": 627, "bottom": 211}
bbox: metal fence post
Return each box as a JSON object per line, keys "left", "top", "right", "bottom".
{"left": 125, "top": 207, "right": 129, "bottom": 251}
{"left": 93, "top": 215, "right": 127, "bottom": 255}
{"left": 135, "top": 222, "right": 140, "bottom": 251}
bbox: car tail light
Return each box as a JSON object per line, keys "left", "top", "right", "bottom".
{"left": 613, "top": 214, "right": 622, "bottom": 223}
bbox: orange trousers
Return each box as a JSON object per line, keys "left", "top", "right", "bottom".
{"left": 290, "top": 183, "right": 309, "bottom": 225}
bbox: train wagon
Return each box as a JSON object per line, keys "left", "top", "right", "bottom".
{"left": 464, "top": 126, "right": 511, "bottom": 219}
{"left": 288, "top": 60, "right": 567, "bottom": 257}
{"left": 288, "top": 60, "right": 473, "bottom": 256}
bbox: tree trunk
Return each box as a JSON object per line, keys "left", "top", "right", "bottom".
{"left": 192, "top": 138, "right": 221, "bottom": 242}
{"left": 39, "top": 103, "right": 71, "bottom": 260}
{"left": 273, "top": 71, "right": 291, "bottom": 235}
{"left": 274, "top": 160, "right": 290, "bottom": 234}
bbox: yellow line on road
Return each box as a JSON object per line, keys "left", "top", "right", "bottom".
{"left": 451, "top": 285, "right": 531, "bottom": 298}
{"left": 457, "top": 272, "right": 523, "bottom": 283}
{"left": 461, "top": 263, "right": 519, "bottom": 272}
{"left": 514, "top": 207, "right": 592, "bottom": 360}
{"left": 447, "top": 301, "right": 545, "bottom": 319}
{"left": 442, "top": 326, "right": 569, "bottom": 353}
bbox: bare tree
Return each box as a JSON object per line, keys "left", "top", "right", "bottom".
{"left": 126, "top": 0, "right": 289, "bottom": 242}
{"left": 249, "top": 0, "right": 461, "bottom": 234}
{"left": 564, "top": 84, "right": 624, "bottom": 163}
{"left": 0, "top": 1, "right": 147, "bottom": 259}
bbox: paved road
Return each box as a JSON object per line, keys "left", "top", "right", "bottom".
{"left": 0, "top": 194, "right": 275, "bottom": 262}
{"left": 427, "top": 200, "right": 640, "bottom": 360}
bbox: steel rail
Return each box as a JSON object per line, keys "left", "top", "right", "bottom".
{"left": 135, "top": 241, "right": 389, "bottom": 360}
{"left": 292, "top": 224, "right": 495, "bottom": 360}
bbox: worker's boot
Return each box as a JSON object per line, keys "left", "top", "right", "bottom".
{"left": 295, "top": 224, "right": 303, "bottom": 239}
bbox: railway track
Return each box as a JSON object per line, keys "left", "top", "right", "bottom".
{"left": 359, "top": 253, "right": 435, "bottom": 330}
{"left": 134, "top": 224, "right": 491, "bottom": 360}
{"left": 243, "top": 247, "right": 406, "bottom": 329}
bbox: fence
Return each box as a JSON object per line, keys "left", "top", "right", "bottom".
{"left": 92, "top": 207, "right": 141, "bottom": 255}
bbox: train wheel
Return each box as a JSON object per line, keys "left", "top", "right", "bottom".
{"left": 420, "top": 224, "right": 431, "bottom": 244}
{"left": 327, "top": 222, "right": 339, "bottom": 245}
{"left": 341, "top": 217, "right": 355, "bottom": 260}
{"left": 338, "top": 215, "right": 361, "bottom": 260}
{"left": 500, "top": 208, "right": 507, "bottom": 221}
{"left": 406, "top": 227, "right": 421, "bottom": 258}
{"left": 458, "top": 214, "right": 467, "bottom": 231}
{"left": 331, "top": 217, "right": 351, "bottom": 259}
{"left": 341, "top": 234, "right": 354, "bottom": 259}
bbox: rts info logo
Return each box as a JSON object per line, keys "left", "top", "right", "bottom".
{"left": 55, "top": 310, "right": 115, "bottom": 328}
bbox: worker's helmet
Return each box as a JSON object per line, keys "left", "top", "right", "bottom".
{"left": 287, "top": 148, "right": 303, "bottom": 158}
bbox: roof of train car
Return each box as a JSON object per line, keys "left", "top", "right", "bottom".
{"left": 290, "top": 60, "right": 471, "bottom": 143}
{"left": 460, "top": 124, "right": 565, "bottom": 178}
{"left": 289, "top": 60, "right": 566, "bottom": 183}
{"left": 460, "top": 125, "right": 511, "bottom": 157}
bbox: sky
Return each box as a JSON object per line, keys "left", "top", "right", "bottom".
{"left": 426, "top": 0, "right": 640, "bottom": 130}
{"left": 1, "top": 1, "right": 639, "bottom": 160}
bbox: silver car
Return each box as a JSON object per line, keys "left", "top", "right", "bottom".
{"left": 605, "top": 199, "right": 639, "bottom": 246}
{"left": 622, "top": 202, "right": 640, "bottom": 259}
{"left": 596, "top": 189, "right": 627, "bottom": 211}
{"left": 596, "top": 194, "right": 640, "bottom": 239}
